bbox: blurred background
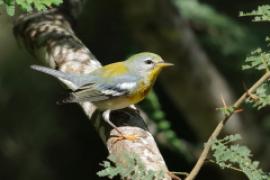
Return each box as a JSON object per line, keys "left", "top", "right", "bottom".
{"left": 0, "top": 0, "right": 270, "bottom": 179}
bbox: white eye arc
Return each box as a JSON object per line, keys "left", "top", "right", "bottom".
{"left": 144, "top": 59, "right": 154, "bottom": 64}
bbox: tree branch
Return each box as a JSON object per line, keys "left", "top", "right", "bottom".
{"left": 13, "top": 2, "right": 170, "bottom": 179}
{"left": 186, "top": 71, "right": 270, "bottom": 180}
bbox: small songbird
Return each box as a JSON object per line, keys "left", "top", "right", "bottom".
{"left": 31, "top": 52, "right": 173, "bottom": 134}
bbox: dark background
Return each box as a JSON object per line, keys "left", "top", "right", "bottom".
{"left": 0, "top": 0, "right": 270, "bottom": 179}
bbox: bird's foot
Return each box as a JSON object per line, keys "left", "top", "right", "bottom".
{"left": 111, "top": 131, "right": 140, "bottom": 143}
{"left": 102, "top": 110, "right": 141, "bottom": 143}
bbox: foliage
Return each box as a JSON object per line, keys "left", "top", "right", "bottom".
{"left": 209, "top": 6, "right": 270, "bottom": 180}
{"left": 97, "top": 152, "right": 165, "bottom": 180}
{"left": 240, "top": 7, "right": 270, "bottom": 110}
{"left": 0, "top": 0, "right": 63, "bottom": 16}
{"left": 173, "top": 0, "right": 249, "bottom": 55}
{"left": 211, "top": 134, "right": 270, "bottom": 180}
{"left": 240, "top": 5, "right": 270, "bottom": 22}
{"left": 245, "top": 82, "right": 270, "bottom": 110}
{"left": 242, "top": 48, "right": 270, "bottom": 71}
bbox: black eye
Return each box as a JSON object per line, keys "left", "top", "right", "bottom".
{"left": 144, "top": 59, "right": 153, "bottom": 64}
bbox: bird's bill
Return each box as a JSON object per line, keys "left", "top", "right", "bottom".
{"left": 157, "top": 62, "right": 174, "bottom": 68}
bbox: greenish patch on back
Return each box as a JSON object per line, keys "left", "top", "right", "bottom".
{"left": 99, "top": 62, "right": 129, "bottom": 78}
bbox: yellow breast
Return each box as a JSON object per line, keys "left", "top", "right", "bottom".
{"left": 127, "top": 81, "right": 152, "bottom": 104}
{"left": 127, "top": 65, "right": 162, "bottom": 104}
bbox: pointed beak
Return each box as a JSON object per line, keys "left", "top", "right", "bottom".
{"left": 157, "top": 62, "right": 174, "bottom": 68}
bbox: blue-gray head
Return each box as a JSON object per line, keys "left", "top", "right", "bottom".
{"left": 125, "top": 52, "right": 173, "bottom": 76}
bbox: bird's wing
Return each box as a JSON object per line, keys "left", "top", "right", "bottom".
{"left": 72, "top": 74, "right": 139, "bottom": 102}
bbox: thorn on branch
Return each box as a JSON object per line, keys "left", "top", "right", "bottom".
{"left": 243, "top": 81, "right": 260, "bottom": 102}
{"left": 216, "top": 95, "right": 237, "bottom": 116}
{"left": 247, "top": 91, "right": 260, "bottom": 101}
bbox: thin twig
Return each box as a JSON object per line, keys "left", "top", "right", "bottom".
{"left": 185, "top": 71, "right": 270, "bottom": 180}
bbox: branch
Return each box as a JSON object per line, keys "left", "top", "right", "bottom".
{"left": 13, "top": 3, "right": 170, "bottom": 179}
{"left": 186, "top": 71, "right": 270, "bottom": 180}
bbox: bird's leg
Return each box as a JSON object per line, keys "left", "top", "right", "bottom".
{"left": 102, "top": 110, "right": 140, "bottom": 142}
{"left": 102, "top": 110, "right": 123, "bottom": 135}
{"left": 129, "top": 104, "right": 140, "bottom": 114}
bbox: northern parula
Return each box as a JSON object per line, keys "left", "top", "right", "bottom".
{"left": 31, "top": 52, "right": 173, "bottom": 133}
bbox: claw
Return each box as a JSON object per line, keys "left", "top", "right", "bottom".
{"left": 111, "top": 133, "right": 141, "bottom": 143}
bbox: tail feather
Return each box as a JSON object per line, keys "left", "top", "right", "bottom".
{"left": 31, "top": 65, "right": 69, "bottom": 79}
{"left": 31, "top": 65, "right": 84, "bottom": 89}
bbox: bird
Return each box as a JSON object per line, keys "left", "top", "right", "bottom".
{"left": 31, "top": 52, "right": 173, "bottom": 139}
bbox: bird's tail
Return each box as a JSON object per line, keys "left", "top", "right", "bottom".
{"left": 31, "top": 65, "right": 82, "bottom": 88}
{"left": 31, "top": 65, "right": 69, "bottom": 79}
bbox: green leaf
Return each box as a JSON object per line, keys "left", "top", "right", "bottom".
{"left": 242, "top": 48, "right": 270, "bottom": 71}
{"left": 97, "top": 153, "right": 165, "bottom": 180}
{"left": 245, "top": 82, "right": 270, "bottom": 109}
{"left": 210, "top": 134, "right": 270, "bottom": 180}
{"left": 240, "top": 5, "right": 270, "bottom": 22}
{"left": 1, "top": 0, "right": 63, "bottom": 16}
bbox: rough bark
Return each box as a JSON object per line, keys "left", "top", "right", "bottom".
{"left": 13, "top": 1, "right": 170, "bottom": 179}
